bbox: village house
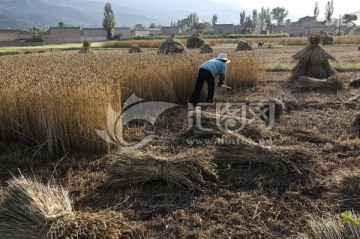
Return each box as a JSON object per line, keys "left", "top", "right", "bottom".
{"left": 213, "top": 24, "right": 235, "bottom": 34}
{"left": 0, "top": 29, "right": 43, "bottom": 46}
{"left": 113, "top": 27, "right": 131, "bottom": 39}
{"left": 82, "top": 28, "right": 107, "bottom": 42}
{"left": 42, "top": 27, "right": 81, "bottom": 44}
{"left": 160, "top": 26, "right": 180, "bottom": 35}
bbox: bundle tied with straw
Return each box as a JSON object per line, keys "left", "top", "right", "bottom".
{"left": 107, "top": 151, "right": 217, "bottom": 190}
{"left": 293, "top": 76, "right": 344, "bottom": 91}
{"left": 0, "top": 176, "right": 72, "bottom": 239}
{"left": 184, "top": 111, "right": 269, "bottom": 141}
{"left": 215, "top": 133, "right": 309, "bottom": 175}
{"left": 291, "top": 35, "right": 339, "bottom": 84}
{"left": 158, "top": 33, "right": 188, "bottom": 54}
{"left": 0, "top": 176, "right": 139, "bottom": 239}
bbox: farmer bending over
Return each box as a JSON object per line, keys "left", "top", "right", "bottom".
{"left": 190, "top": 53, "right": 230, "bottom": 107}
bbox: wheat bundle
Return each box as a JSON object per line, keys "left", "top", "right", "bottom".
{"left": 158, "top": 33, "right": 188, "bottom": 54}
{"left": 200, "top": 43, "right": 213, "bottom": 53}
{"left": 215, "top": 133, "right": 309, "bottom": 174}
{"left": 349, "top": 76, "right": 360, "bottom": 88}
{"left": 236, "top": 40, "right": 252, "bottom": 51}
{"left": 292, "top": 76, "right": 344, "bottom": 91}
{"left": 186, "top": 111, "right": 268, "bottom": 141}
{"left": 186, "top": 31, "right": 205, "bottom": 48}
{"left": 259, "top": 99, "right": 285, "bottom": 122}
{"left": 128, "top": 44, "right": 143, "bottom": 53}
{"left": 0, "top": 176, "right": 73, "bottom": 239}
{"left": 47, "top": 211, "right": 139, "bottom": 239}
{"left": 291, "top": 35, "right": 337, "bottom": 80}
{"left": 108, "top": 151, "right": 217, "bottom": 190}
{"left": 79, "top": 40, "right": 92, "bottom": 54}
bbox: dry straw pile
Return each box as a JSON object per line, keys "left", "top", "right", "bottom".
{"left": 349, "top": 75, "right": 360, "bottom": 88}
{"left": 128, "top": 44, "right": 143, "bottom": 53}
{"left": 215, "top": 133, "right": 309, "bottom": 175}
{"left": 78, "top": 40, "right": 92, "bottom": 54}
{"left": 107, "top": 150, "right": 217, "bottom": 190}
{"left": 186, "top": 31, "right": 205, "bottom": 48}
{"left": 291, "top": 35, "right": 343, "bottom": 90}
{"left": 200, "top": 43, "right": 213, "bottom": 53}
{"left": 158, "top": 33, "right": 188, "bottom": 54}
{"left": 0, "top": 176, "right": 139, "bottom": 239}
{"left": 236, "top": 40, "right": 252, "bottom": 51}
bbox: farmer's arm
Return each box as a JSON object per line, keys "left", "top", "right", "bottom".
{"left": 218, "top": 74, "right": 225, "bottom": 86}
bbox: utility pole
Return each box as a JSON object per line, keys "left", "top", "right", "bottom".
{"left": 338, "top": 14, "right": 341, "bottom": 36}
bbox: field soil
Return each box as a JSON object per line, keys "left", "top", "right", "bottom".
{"left": 0, "top": 44, "right": 360, "bottom": 238}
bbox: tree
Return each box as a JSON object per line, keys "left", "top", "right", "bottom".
{"left": 212, "top": 14, "right": 218, "bottom": 26}
{"left": 102, "top": 3, "right": 116, "bottom": 40}
{"left": 325, "top": 0, "right": 334, "bottom": 24}
{"left": 28, "top": 26, "right": 44, "bottom": 37}
{"left": 265, "top": 7, "right": 272, "bottom": 27}
{"left": 343, "top": 14, "right": 358, "bottom": 25}
{"left": 186, "top": 12, "right": 200, "bottom": 29}
{"left": 252, "top": 9, "right": 258, "bottom": 30}
{"left": 149, "top": 23, "right": 157, "bottom": 29}
{"left": 58, "top": 22, "right": 65, "bottom": 28}
{"left": 271, "top": 7, "right": 288, "bottom": 26}
{"left": 314, "top": 1, "right": 320, "bottom": 19}
{"left": 133, "top": 24, "right": 146, "bottom": 30}
{"left": 285, "top": 19, "right": 292, "bottom": 26}
{"left": 240, "top": 10, "right": 246, "bottom": 26}
{"left": 258, "top": 7, "right": 267, "bottom": 29}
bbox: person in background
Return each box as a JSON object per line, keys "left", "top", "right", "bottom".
{"left": 189, "top": 53, "right": 230, "bottom": 107}
{"left": 258, "top": 40, "right": 264, "bottom": 48}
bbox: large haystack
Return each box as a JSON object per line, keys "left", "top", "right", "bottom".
{"left": 158, "top": 33, "right": 187, "bottom": 54}
{"left": 107, "top": 150, "right": 217, "bottom": 190}
{"left": 291, "top": 35, "right": 337, "bottom": 80}
{"left": 200, "top": 43, "right": 213, "bottom": 53}
{"left": 0, "top": 176, "right": 139, "bottom": 239}
{"left": 236, "top": 40, "right": 252, "bottom": 51}
{"left": 128, "top": 44, "right": 143, "bottom": 53}
{"left": 186, "top": 31, "right": 205, "bottom": 48}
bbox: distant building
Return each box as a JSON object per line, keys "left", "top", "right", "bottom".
{"left": 161, "top": 26, "right": 180, "bottom": 35}
{"left": 114, "top": 27, "right": 131, "bottom": 39}
{"left": 42, "top": 27, "right": 81, "bottom": 44}
{"left": 0, "top": 29, "right": 43, "bottom": 46}
{"left": 214, "top": 24, "right": 234, "bottom": 34}
{"left": 134, "top": 30, "right": 150, "bottom": 37}
{"left": 82, "top": 28, "right": 107, "bottom": 42}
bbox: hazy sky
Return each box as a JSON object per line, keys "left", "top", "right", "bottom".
{"left": 212, "top": 0, "right": 359, "bottom": 21}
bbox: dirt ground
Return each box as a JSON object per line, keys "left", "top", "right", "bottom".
{"left": 0, "top": 45, "right": 360, "bottom": 238}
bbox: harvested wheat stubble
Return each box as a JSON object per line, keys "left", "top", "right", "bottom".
{"left": 352, "top": 112, "right": 360, "bottom": 130}
{"left": 107, "top": 150, "right": 217, "bottom": 190}
{"left": 291, "top": 35, "right": 337, "bottom": 80}
{"left": 215, "top": 133, "right": 310, "bottom": 175}
{"left": 184, "top": 111, "right": 269, "bottom": 141}
{"left": 158, "top": 33, "right": 188, "bottom": 54}
{"left": 292, "top": 76, "right": 344, "bottom": 91}
{"left": 0, "top": 176, "right": 138, "bottom": 239}
{"left": 259, "top": 99, "right": 285, "bottom": 122}
{"left": 128, "top": 44, "right": 143, "bottom": 53}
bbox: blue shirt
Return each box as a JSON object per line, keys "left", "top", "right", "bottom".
{"left": 200, "top": 59, "right": 226, "bottom": 77}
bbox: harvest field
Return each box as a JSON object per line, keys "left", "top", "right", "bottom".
{"left": 0, "top": 40, "right": 360, "bottom": 238}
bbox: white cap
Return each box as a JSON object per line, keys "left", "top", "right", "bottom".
{"left": 216, "top": 53, "right": 230, "bottom": 63}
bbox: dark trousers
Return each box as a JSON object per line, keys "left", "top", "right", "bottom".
{"left": 190, "top": 68, "right": 215, "bottom": 106}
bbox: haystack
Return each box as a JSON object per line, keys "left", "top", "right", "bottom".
{"left": 236, "top": 40, "right": 252, "bottom": 51}
{"left": 215, "top": 133, "right": 309, "bottom": 175}
{"left": 107, "top": 150, "right": 217, "bottom": 190}
{"left": 79, "top": 40, "right": 92, "bottom": 54}
{"left": 291, "top": 35, "right": 337, "bottom": 80}
{"left": 349, "top": 76, "right": 360, "bottom": 88}
{"left": 186, "top": 31, "right": 205, "bottom": 48}
{"left": 259, "top": 99, "right": 285, "bottom": 123}
{"left": 0, "top": 176, "right": 138, "bottom": 239}
{"left": 292, "top": 76, "right": 344, "bottom": 91}
{"left": 184, "top": 111, "right": 269, "bottom": 141}
{"left": 200, "top": 43, "right": 213, "bottom": 53}
{"left": 128, "top": 44, "right": 143, "bottom": 53}
{"left": 320, "top": 29, "right": 334, "bottom": 46}
{"left": 158, "top": 33, "right": 187, "bottom": 54}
